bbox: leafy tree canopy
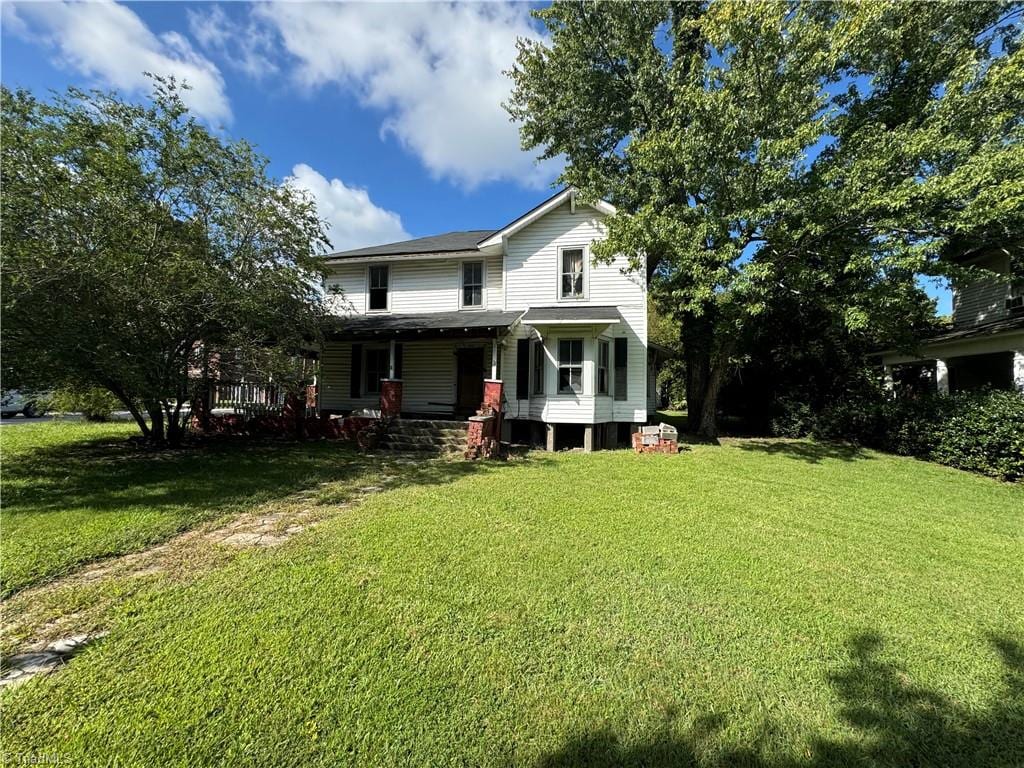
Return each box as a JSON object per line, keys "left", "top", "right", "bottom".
{"left": 1, "top": 80, "right": 329, "bottom": 444}
{"left": 508, "top": 0, "right": 1023, "bottom": 436}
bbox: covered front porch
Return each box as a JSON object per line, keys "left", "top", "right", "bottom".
{"left": 879, "top": 318, "right": 1024, "bottom": 395}
{"left": 319, "top": 310, "right": 522, "bottom": 419}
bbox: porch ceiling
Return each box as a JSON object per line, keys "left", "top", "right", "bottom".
{"left": 324, "top": 310, "right": 523, "bottom": 342}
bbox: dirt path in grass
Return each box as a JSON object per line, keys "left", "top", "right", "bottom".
{"left": 0, "top": 467, "right": 409, "bottom": 686}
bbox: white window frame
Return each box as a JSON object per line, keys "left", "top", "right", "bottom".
{"left": 557, "top": 338, "right": 584, "bottom": 395}
{"left": 366, "top": 264, "right": 390, "bottom": 313}
{"left": 459, "top": 260, "right": 485, "bottom": 310}
{"left": 363, "top": 345, "right": 389, "bottom": 394}
{"left": 597, "top": 339, "right": 610, "bottom": 395}
{"left": 532, "top": 339, "right": 545, "bottom": 395}
{"left": 557, "top": 245, "right": 587, "bottom": 301}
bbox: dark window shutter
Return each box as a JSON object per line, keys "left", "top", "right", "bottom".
{"left": 350, "top": 343, "right": 363, "bottom": 398}
{"left": 394, "top": 343, "right": 403, "bottom": 379}
{"left": 614, "top": 338, "right": 628, "bottom": 401}
{"left": 516, "top": 339, "right": 530, "bottom": 399}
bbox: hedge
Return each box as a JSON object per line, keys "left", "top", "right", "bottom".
{"left": 773, "top": 390, "right": 1024, "bottom": 481}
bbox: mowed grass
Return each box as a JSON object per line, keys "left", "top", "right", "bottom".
{"left": 0, "top": 421, "right": 387, "bottom": 597}
{"left": 2, "top": 424, "right": 1023, "bottom": 766}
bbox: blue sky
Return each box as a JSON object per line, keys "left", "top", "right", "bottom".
{"left": 0, "top": 1, "right": 951, "bottom": 314}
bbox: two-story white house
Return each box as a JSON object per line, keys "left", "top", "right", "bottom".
{"left": 879, "top": 244, "right": 1024, "bottom": 393}
{"left": 317, "top": 188, "right": 657, "bottom": 450}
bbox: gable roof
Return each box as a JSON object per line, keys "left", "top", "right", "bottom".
{"left": 321, "top": 188, "right": 617, "bottom": 264}
{"left": 476, "top": 188, "right": 616, "bottom": 249}
{"left": 324, "top": 230, "right": 494, "bottom": 262}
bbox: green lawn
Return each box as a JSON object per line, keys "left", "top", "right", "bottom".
{"left": 0, "top": 421, "right": 395, "bottom": 597}
{"left": 2, "top": 422, "right": 1022, "bottom": 766}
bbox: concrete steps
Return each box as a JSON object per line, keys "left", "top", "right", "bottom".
{"left": 379, "top": 419, "right": 468, "bottom": 454}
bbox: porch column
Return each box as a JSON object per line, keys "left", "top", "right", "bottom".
{"left": 388, "top": 339, "right": 397, "bottom": 379}
{"left": 1014, "top": 350, "right": 1024, "bottom": 393}
{"left": 882, "top": 364, "right": 895, "bottom": 399}
{"left": 490, "top": 338, "right": 499, "bottom": 380}
{"left": 935, "top": 358, "right": 950, "bottom": 395}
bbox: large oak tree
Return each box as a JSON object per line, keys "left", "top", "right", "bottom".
{"left": 2, "top": 81, "right": 330, "bottom": 445}
{"left": 508, "top": 0, "right": 1023, "bottom": 436}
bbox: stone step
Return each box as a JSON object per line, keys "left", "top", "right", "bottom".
{"left": 382, "top": 435, "right": 466, "bottom": 449}
{"left": 395, "top": 419, "right": 469, "bottom": 430}
{"left": 380, "top": 439, "right": 463, "bottom": 454}
{"left": 389, "top": 428, "right": 468, "bottom": 438}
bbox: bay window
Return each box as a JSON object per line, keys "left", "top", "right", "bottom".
{"left": 558, "top": 339, "right": 583, "bottom": 394}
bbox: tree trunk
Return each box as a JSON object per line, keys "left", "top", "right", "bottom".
{"left": 166, "top": 406, "right": 184, "bottom": 447}
{"left": 146, "top": 401, "right": 165, "bottom": 444}
{"left": 682, "top": 313, "right": 712, "bottom": 433}
{"left": 696, "top": 362, "right": 727, "bottom": 440}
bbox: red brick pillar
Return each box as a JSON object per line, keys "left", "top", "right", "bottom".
{"left": 380, "top": 379, "right": 402, "bottom": 418}
{"left": 482, "top": 378, "right": 503, "bottom": 444}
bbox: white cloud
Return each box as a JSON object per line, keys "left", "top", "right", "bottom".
{"left": 4, "top": 1, "right": 231, "bottom": 124}
{"left": 255, "top": 2, "right": 557, "bottom": 189}
{"left": 285, "top": 163, "right": 409, "bottom": 252}
{"left": 187, "top": 4, "right": 278, "bottom": 80}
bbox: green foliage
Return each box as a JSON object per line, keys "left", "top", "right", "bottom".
{"left": 48, "top": 387, "right": 123, "bottom": 422}
{"left": 508, "top": 1, "right": 1024, "bottom": 436}
{"left": 804, "top": 390, "right": 1024, "bottom": 481}
{"left": 0, "top": 79, "right": 329, "bottom": 444}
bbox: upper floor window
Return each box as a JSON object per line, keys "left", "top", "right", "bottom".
{"left": 368, "top": 265, "right": 389, "bottom": 311}
{"left": 558, "top": 339, "right": 583, "bottom": 394}
{"left": 462, "top": 261, "right": 483, "bottom": 308}
{"left": 597, "top": 339, "right": 610, "bottom": 395}
{"left": 560, "top": 247, "right": 584, "bottom": 299}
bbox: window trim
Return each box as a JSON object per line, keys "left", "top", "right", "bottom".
{"left": 459, "top": 259, "right": 485, "bottom": 310}
{"left": 366, "top": 264, "right": 390, "bottom": 313}
{"left": 363, "top": 345, "right": 389, "bottom": 395}
{"left": 597, "top": 339, "right": 610, "bottom": 395}
{"left": 556, "top": 245, "right": 587, "bottom": 302}
{"left": 557, "top": 337, "right": 584, "bottom": 395}
{"left": 532, "top": 339, "right": 545, "bottom": 396}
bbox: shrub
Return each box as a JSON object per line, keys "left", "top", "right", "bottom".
{"left": 49, "top": 387, "right": 122, "bottom": 421}
{"left": 802, "top": 390, "right": 1024, "bottom": 481}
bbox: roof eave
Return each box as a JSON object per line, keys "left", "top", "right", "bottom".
{"left": 477, "top": 188, "right": 617, "bottom": 249}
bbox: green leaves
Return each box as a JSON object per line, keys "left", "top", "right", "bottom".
{"left": 1, "top": 80, "right": 330, "bottom": 441}
{"left": 509, "top": 0, "right": 1022, "bottom": 434}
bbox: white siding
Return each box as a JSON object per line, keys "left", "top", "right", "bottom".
{"left": 953, "top": 253, "right": 1011, "bottom": 328}
{"left": 321, "top": 199, "right": 651, "bottom": 427}
{"left": 500, "top": 202, "right": 649, "bottom": 425}
{"left": 325, "top": 253, "right": 504, "bottom": 316}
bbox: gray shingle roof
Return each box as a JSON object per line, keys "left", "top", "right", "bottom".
{"left": 521, "top": 305, "right": 623, "bottom": 324}
{"left": 325, "top": 310, "right": 522, "bottom": 340}
{"left": 324, "top": 230, "right": 495, "bottom": 260}
{"left": 923, "top": 316, "right": 1024, "bottom": 344}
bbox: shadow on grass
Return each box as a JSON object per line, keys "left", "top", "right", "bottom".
{"left": 533, "top": 633, "right": 1024, "bottom": 768}
{"left": 3, "top": 436, "right": 536, "bottom": 517}
{"left": 735, "top": 439, "right": 871, "bottom": 465}
{"left": 1, "top": 434, "right": 546, "bottom": 596}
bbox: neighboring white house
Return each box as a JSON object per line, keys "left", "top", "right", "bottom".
{"left": 879, "top": 244, "right": 1024, "bottom": 394}
{"left": 318, "top": 188, "right": 658, "bottom": 450}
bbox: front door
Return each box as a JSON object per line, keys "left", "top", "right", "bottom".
{"left": 456, "top": 348, "right": 485, "bottom": 415}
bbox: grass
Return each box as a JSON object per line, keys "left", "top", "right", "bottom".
{"left": 2, "top": 422, "right": 1022, "bottom": 766}
{"left": 0, "top": 420, "right": 407, "bottom": 597}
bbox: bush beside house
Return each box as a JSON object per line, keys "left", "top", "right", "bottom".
{"left": 774, "top": 390, "right": 1024, "bottom": 481}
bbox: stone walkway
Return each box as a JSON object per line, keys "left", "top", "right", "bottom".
{"left": 0, "top": 471, "right": 406, "bottom": 689}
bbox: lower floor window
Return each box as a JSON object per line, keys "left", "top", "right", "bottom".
{"left": 364, "top": 347, "right": 389, "bottom": 394}
{"left": 558, "top": 338, "right": 583, "bottom": 394}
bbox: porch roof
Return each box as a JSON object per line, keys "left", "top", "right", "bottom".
{"left": 325, "top": 310, "right": 523, "bottom": 341}
{"left": 521, "top": 305, "right": 623, "bottom": 325}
